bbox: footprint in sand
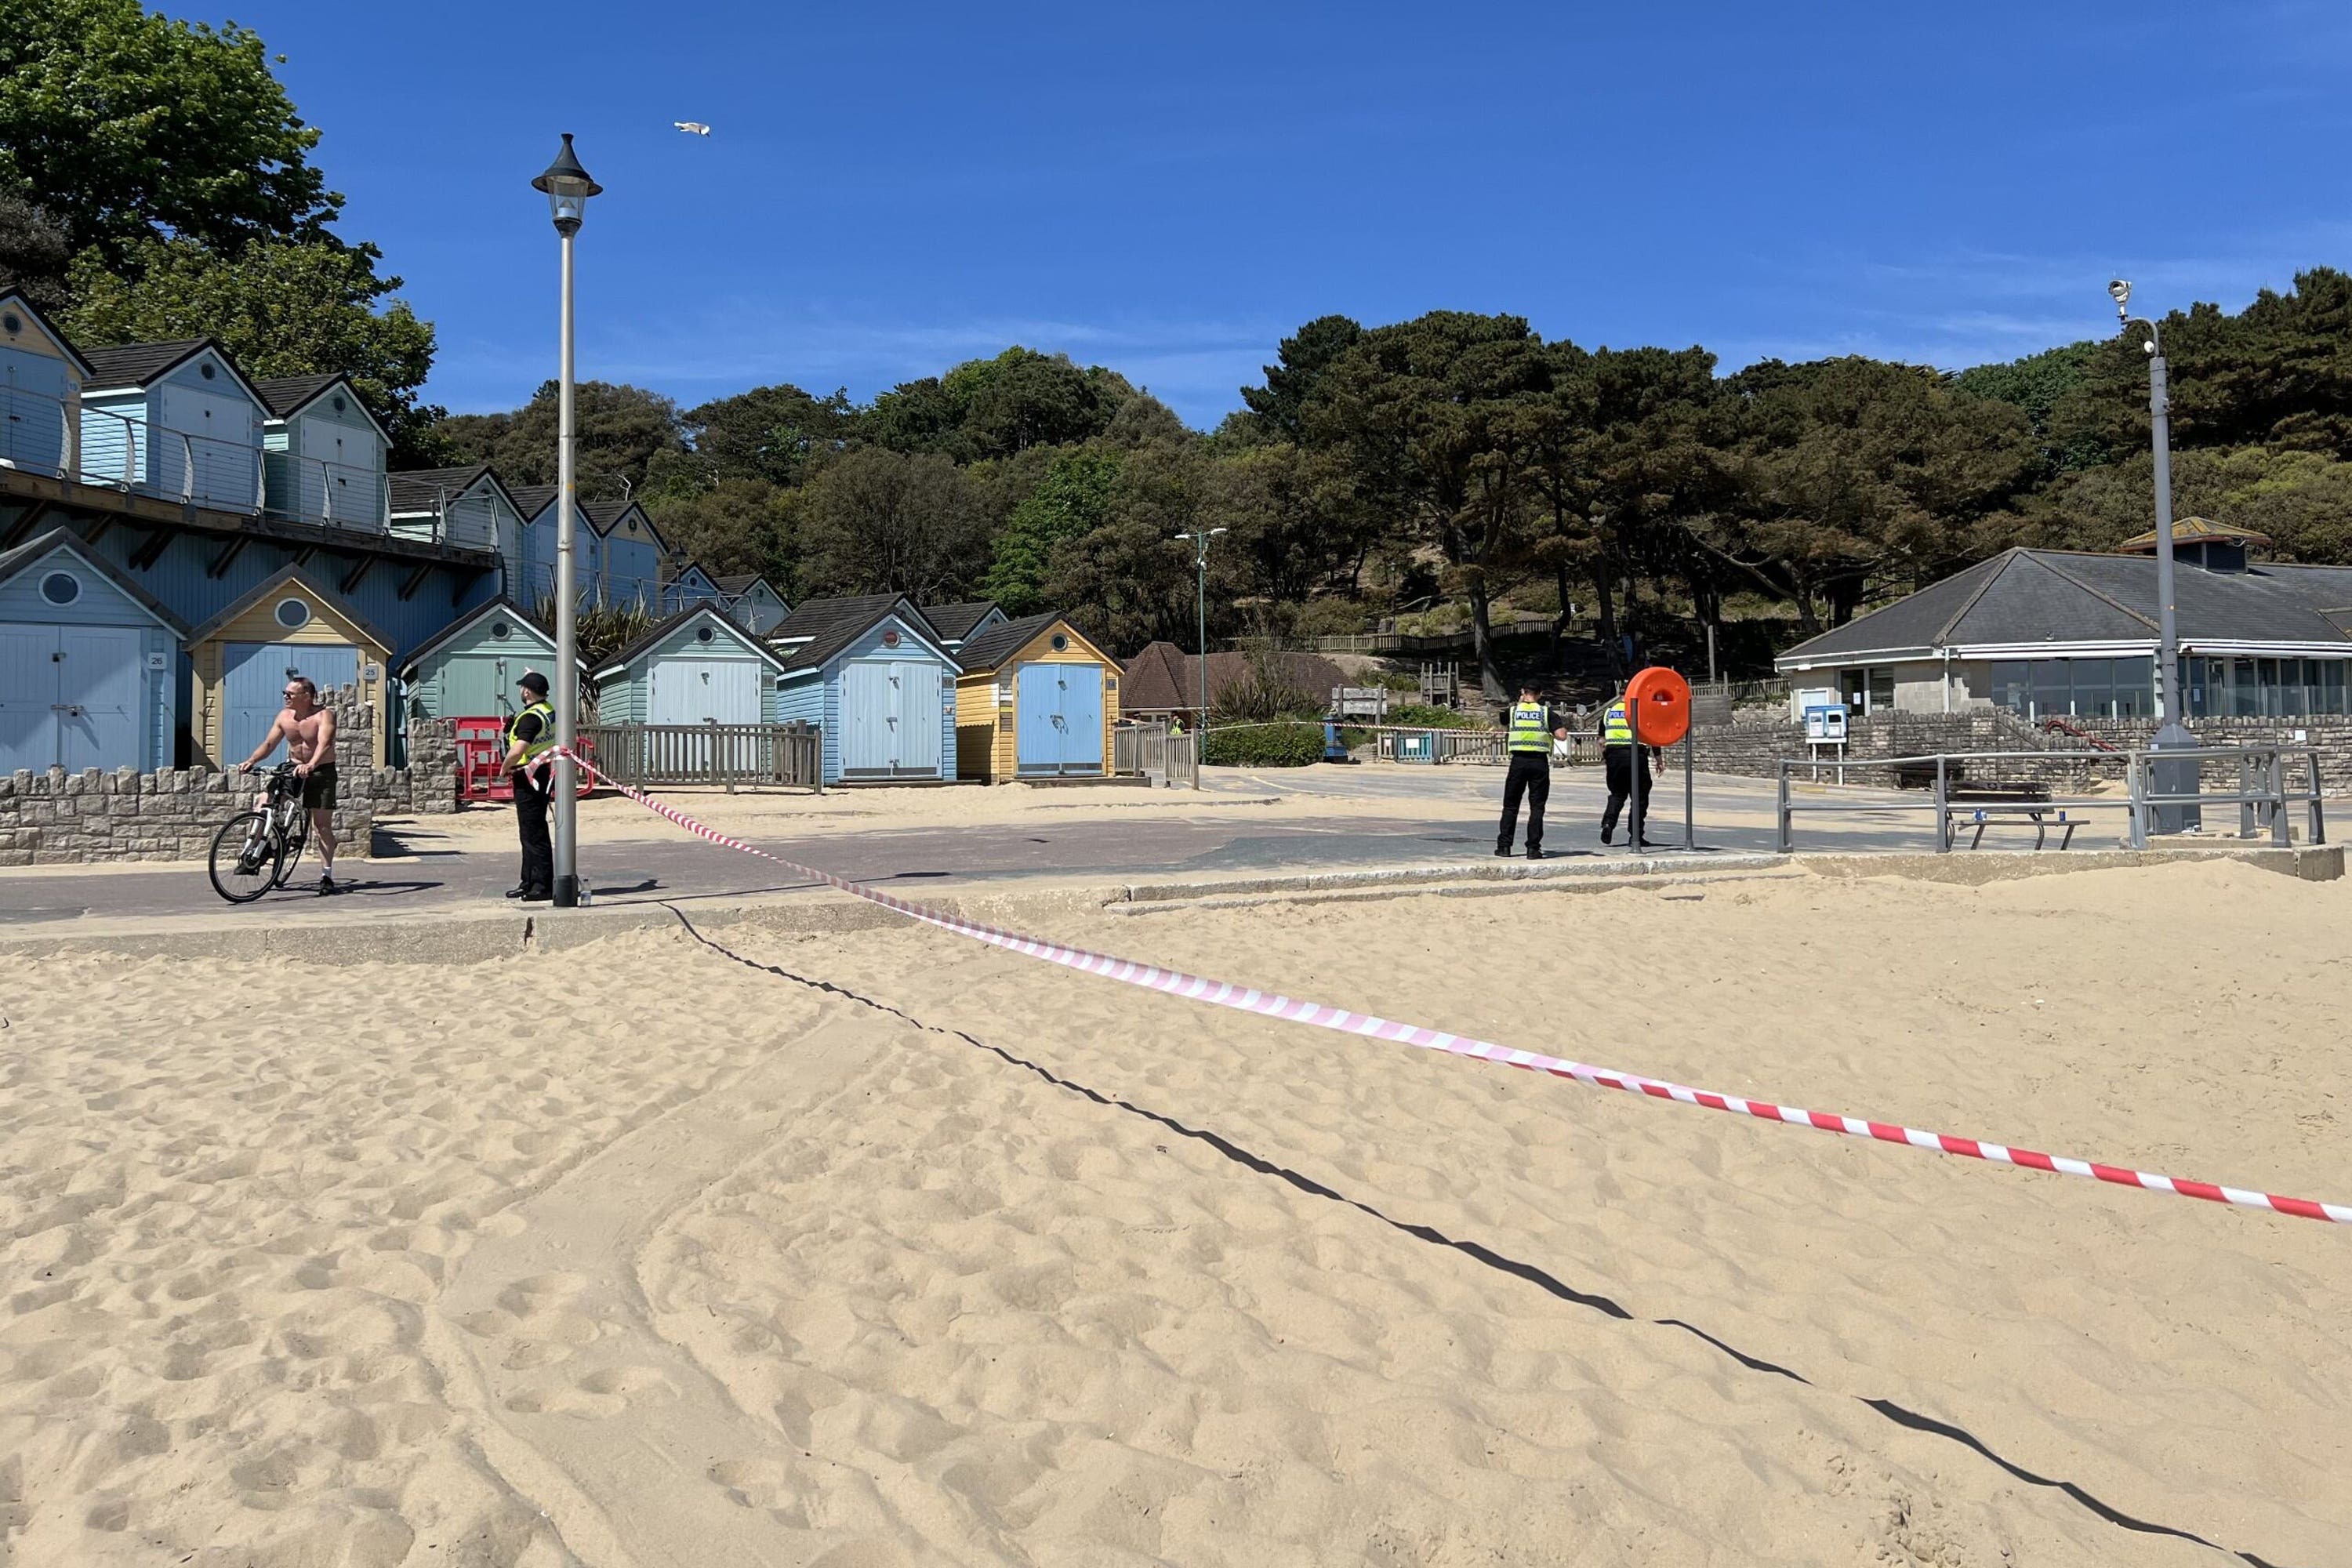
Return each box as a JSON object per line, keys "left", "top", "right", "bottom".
{"left": 502, "top": 1365, "right": 676, "bottom": 1421}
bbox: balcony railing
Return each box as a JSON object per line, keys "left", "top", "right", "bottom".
{"left": 0, "top": 381, "right": 392, "bottom": 534}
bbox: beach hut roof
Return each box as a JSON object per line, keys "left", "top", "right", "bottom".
{"left": 769, "top": 593, "right": 949, "bottom": 673}
{"left": 954, "top": 612, "right": 1082, "bottom": 673}
{"left": 920, "top": 600, "right": 1000, "bottom": 643}
{"left": 394, "top": 595, "right": 583, "bottom": 678}
{"left": 0, "top": 289, "right": 96, "bottom": 376}
{"left": 187, "top": 563, "right": 394, "bottom": 652}
{"left": 251, "top": 372, "right": 395, "bottom": 443}
{"left": 0, "top": 526, "right": 190, "bottom": 637}
{"left": 592, "top": 603, "right": 787, "bottom": 679}
{"left": 81, "top": 337, "right": 267, "bottom": 406}
{"left": 387, "top": 463, "right": 524, "bottom": 517}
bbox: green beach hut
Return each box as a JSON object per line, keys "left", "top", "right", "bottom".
{"left": 395, "top": 595, "right": 584, "bottom": 725}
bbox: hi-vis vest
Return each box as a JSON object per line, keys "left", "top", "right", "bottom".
{"left": 1507, "top": 700, "right": 1552, "bottom": 753}
{"left": 1602, "top": 699, "right": 1633, "bottom": 746}
{"left": 509, "top": 701, "right": 557, "bottom": 771}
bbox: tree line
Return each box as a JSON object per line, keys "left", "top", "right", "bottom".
{"left": 11, "top": 2, "right": 2352, "bottom": 697}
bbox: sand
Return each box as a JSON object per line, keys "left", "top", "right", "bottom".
{"left": 2, "top": 858, "right": 2347, "bottom": 1565}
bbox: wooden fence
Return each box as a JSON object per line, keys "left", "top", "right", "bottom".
{"left": 580, "top": 721, "right": 822, "bottom": 793}
{"left": 1113, "top": 721, "right": 1200, "bottom": 788}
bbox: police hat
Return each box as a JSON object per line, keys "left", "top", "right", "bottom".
{"left": 517, "top": 670, "right": 550, "bottom": 695}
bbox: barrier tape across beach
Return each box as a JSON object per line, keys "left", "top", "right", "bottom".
{"left": 554, "top": 747, "right": 2350, "bottom": 1227}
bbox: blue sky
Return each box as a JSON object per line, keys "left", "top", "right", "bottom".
{"left": 207, "top": 0, "right": 2351, "bottom": 427}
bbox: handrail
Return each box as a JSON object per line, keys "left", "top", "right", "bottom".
{"left": 1774, "top": 745, "right": 2325, "bottom": 854}
{"left": 0, "top": 379, "right": 392, "bottom": 531}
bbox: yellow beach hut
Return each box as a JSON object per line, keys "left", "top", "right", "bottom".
{"left": 188, "top": 564, "right": 393, "bottom": 768}
{"left": 952, "top": 612, "right": 1120, "bottom": 782}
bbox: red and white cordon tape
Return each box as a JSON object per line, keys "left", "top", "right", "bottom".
{"left": 556, "top": 746, "right": 2351, "bottom": 1226}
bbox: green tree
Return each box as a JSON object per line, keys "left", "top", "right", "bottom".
{"left": 982, "top": 446, "right": 1124, "bottom": 614}
{"left": 435, "top": 380, "right": 684, "bottom": 496}
{"left": 670, "top": 382, "right": 858, "bottom": 488}
{"left": 1308, "top": 310, "right": 1550, "bottom": 697}
{"left": 797, "top": 446, "right": 985, "bottom": 601}
{"left": 643, "top": 476, "right": 798, "bottom": 586}
{"left": 0, "top": 194, "right": 72, "bottom": 309}
{"left": 1238, "top": 314, "right": 1363, "bottom": 444}
{"left": 60, "top": 237, "right": 440, "bottom": 461}
{"left": 0, "top": 0, "right": 340, "bottom": 267}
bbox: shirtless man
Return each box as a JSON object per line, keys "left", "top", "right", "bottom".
{"left": 238, "top": 674, "right": 341, "bottom": 894}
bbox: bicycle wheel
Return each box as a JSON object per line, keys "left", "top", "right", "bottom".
{"left": 209, "top": 813, "right": 283, "bottom": 903}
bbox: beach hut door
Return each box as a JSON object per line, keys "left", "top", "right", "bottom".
{"left": 1017, "top": 662, "right": 1104, "bottom": 775}
{"left": 0, "top": 622, "right": 141, "bottom": 770}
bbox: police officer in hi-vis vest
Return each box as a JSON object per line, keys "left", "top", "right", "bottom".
{"left": 1496, "top": 681, "right": 1567, "bottom": 860}
{"left": 1599, "top": 687, "right": 1656, "bottom": 848}
{"left": 501, "top": 671, "right": 557, "bottom": 902}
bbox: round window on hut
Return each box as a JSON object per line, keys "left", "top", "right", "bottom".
{"left": 274, "top": 597, "right": 311, "bottom": 630}
{"left": 200, "top": 361, "right": 216, "bottom": 380}
{"left": 39, "top": 571, "right": 80, "bottom": 607}
{"left": 2, "top": 312, "right": 21, "bottom": 335}
{"left": 1051, "top": 633, "right": 1069, "bottom": 652}
{"left": 695, "top": 625, "right": 715, "bottom": 643}
{"left": 332, "top": 395, "right": 347, "bottom": 412}
{"left": 489, "top": 619, "right": 512, "bottom": 641}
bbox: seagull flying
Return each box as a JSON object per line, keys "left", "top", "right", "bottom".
{"left": 673, "top": 121, "right": 712, "bottom": 136}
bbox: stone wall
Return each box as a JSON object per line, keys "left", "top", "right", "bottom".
{"left": 0, "top": 688, "right": 379, "bottom": 866}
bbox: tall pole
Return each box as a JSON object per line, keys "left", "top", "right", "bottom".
{"left": 1192, "top": 536, "right": 1207, "bottom": 791}
{"left": 2147, "top": 343, "right": 2181, "bottom": 729}
{"left": 551, "top": 225, "right": 581, "bottom": 906}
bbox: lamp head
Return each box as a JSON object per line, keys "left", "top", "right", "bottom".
{"left": 532, "top": 133, "right": 602, "bottom": 234}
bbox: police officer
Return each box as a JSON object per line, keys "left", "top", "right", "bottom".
{"left": 1496, "top": 681, "right": 1566, "bottom": 859}
{"left": 1599, "top": 686, "right": 1656, "bottom": 848}
{"left": 501, "top": 671, "right": 557, "bottom": 901}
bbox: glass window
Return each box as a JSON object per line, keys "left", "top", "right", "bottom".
{"left": 2116, "top": 658, "right": 2154, "bottom": 718}
{"left": 2071, "top": 658, "right": 2114, "bottom": 717}
{"left": 2183, "top": 658, "right": 2213, "bottom": 717}
{"left": 2031, "top": 664, "right": 2070, "bottom": 721}
{"left": 38, "top": 570, "right": 80, "bottom": 606}
{"left": 1867, "top": 668, "right": 1894, "bottom": 713}
{"left": 2323, "top": 662, "right": 2347, "bottom": 716}
{"left": 1990, "top": 662, "right": 2031, "bottom": 716}
{"left": 2231, "top": 659, "right": 2259, "bottom": 717}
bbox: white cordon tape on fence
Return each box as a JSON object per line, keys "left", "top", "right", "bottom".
{"left": 555, "top": 747, "right": 2352, "bottom": 1226}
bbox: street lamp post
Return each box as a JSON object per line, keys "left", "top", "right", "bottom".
{"left": 533, "top": 133, "right": 602, "bottom": 906}
{"left": 1173, "top": 526, "right": 1225, "bottom": 789}
{"left": 2109, "top": 279, "right": 2198, "bottom": 830}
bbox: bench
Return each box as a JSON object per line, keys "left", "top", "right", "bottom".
{"left": 1944, "top": 803, "right": 2078, "bottom": 851}
{"left": 1948, "top": 781, "right": 2049, "bottom": 804}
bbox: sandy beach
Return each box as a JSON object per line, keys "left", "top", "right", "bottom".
{"left": 2, "top": 858, "right": 2346, "bottom": 1565}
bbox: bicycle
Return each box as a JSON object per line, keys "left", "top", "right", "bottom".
{"left": 207, "top": 761, "right": 314, "bottom": 903}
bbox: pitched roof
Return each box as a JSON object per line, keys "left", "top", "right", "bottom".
{"left": 2117, "top": 515, "right": 2274, "bottom": 553}
{"left": 1777, "top": 548, "right": 2352, "bottom": 666}
{"left": 81, "top": 339, "right": 211, "bottom": 388}
{"left": 953, "top": 612, "right": 1060, "bottom": 673}
{"left": 1117, "top": 641, "right": 1350, "bottom": 712}
{"left": 593, "top": 603, "right": 786, "bottom": 677}
{"left": 251, "top": 372, "right": 395, "bottom": 444}
{"left": 81, "top": 338, "right": 268, "bottom": 408}
{"left": 713, "top": 573, "right": 775, "bottom": 597}
{"left": 388, "top": 463, "right": 514, "bottom": 515}
{"left": 769, "top": 593, "right": 946, "bottom": 673}
{"left": 509, "top": 487, "right": 663, "bottom": 545}
{"left": 0, "top": 527, "right": 190, "bottom": 637}
{"left": 394, "top": 595, "right": 583, "bottom": 677}
{"left": 0, "top": 290, "right": 96, "bottom": 376}
{"left": 920, "top": 600, "right": 1000, "bottom": 643}
{"left": 187, "top": 564, "right": 394, "bottom": 652}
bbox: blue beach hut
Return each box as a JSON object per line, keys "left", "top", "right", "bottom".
{"left": 0, "top": 528, "right": 187, "bottom": 772}
{"left": 769, "top": 594, "right": 957, "bottom": 784}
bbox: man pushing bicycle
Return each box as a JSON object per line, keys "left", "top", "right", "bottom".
{"left": 238, "top": 674, "right": 341, "bottom": 895}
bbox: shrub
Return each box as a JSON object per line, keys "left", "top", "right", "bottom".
{"left": 1203, "top": 722, "right": 1327, "bottom": 768}
{"left": 1386, "top": 702, "right": 1481, "bottom": 730}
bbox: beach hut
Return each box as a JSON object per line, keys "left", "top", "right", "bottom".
{"left": 254, "top": 372, "right": 390, "bottom": 531}
{"left": 592, "top": 604, "right": 788, "bottom": 727}
{"left": 508, "top": 488, "right": 669, "bottom": 610}
{"left": 0, "top": 289, "right": 93, "bottom": 479}
{"left": 0, "top": 527, "right": 186, "bottom": 772}
{"left": 950, "top": 613, "right": 1120, "bottom": 782}
{"left": 920, "top": 600, "right": 1006, "bottom": 653}
{"left": 79, "top": 339, "right": 267, "bottom": 512}
{"left": 659, "top": 561, "right": 725, "bottom": 616}
{"left": 387, "top": 463, "right": 525, "bottom": 563}
{"left": 395, "top": 595, "right": 584, "bottom": 722}
{"left": 188, "top": 564, "right": 392, "bottom": 768}
{"left": 770, "top": 594, "right": 957, "bottom": 784}
{"left": 715, "top": 573, "right": 791, "bottom": 635}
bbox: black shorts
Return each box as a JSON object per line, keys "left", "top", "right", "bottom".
{"left": 300, "top": 763, "right": 339, "bottom": 810}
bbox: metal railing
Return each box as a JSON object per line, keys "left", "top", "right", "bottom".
{"left": 0, "top": 380, "right": 401, "bottom": 532}
{"left": 580, "top": 721, "right": 822, "bottom": 793}
{"left": 1113, "top": 721, "right": 1199, "bottom": 787}
{"left": 1773, "top": 746, "right": 2326, "bottom": 854}
{"left": 1359, "top": 726, "right": 1604, "bottom": 766}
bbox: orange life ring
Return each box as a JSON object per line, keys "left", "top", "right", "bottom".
{"left": 1625, "top": 666, "right": 1692, "bottom": 746}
